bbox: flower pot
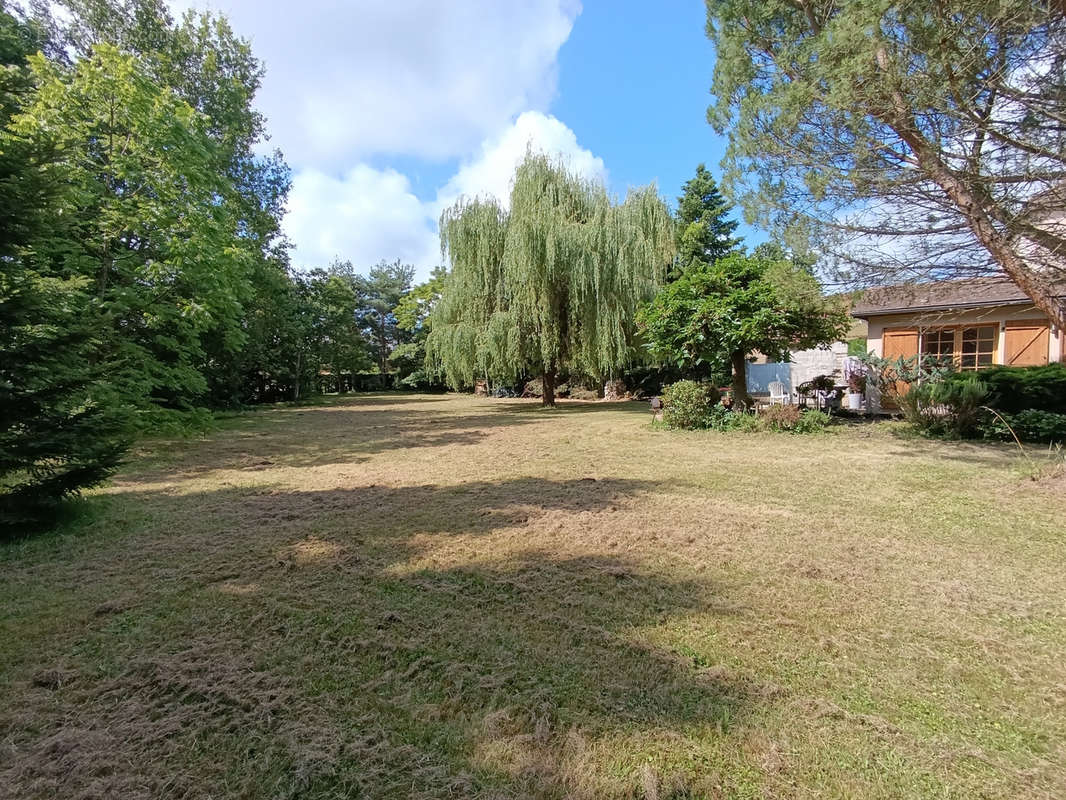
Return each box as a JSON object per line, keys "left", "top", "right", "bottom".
{"left": 847, "top": 392, "right": 864, "bottom": 411}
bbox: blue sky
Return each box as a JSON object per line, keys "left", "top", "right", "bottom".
{"left": 175, "top": 0, "right": 760, "bottom": 278}
{"left": 556, "top": 2, "right": 725, "bottom": 206}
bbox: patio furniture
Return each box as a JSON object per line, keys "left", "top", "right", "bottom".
{"left": 768, "top": 381, "right": 790, "bottom": 405}
{"left": 819, "top": 390, "right": 841, "bottom": 413}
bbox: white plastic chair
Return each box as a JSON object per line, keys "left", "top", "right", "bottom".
{"left": 768, "top": 381, "right": 789, "bottom": 405}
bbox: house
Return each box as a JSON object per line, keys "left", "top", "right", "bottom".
{"left": 852, "top": 276, "right": 1065, "bottom": 409}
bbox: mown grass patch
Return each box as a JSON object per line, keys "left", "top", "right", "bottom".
{"left": 2, "top": 393, "right": 1064, "bottom": 798}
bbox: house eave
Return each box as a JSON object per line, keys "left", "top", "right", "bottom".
{"left": 851, "top": 298, "right": 1037, "bottom": 320}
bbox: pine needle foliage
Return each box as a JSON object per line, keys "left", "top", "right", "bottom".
{"left": 427, "top": 153, "right": 674, "bottom": 405}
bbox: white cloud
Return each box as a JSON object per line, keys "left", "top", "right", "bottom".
{"left": 284, "top": 166, "right": 439, "bottom": 271}
{"left": 284, "top": 113, "right": 609, "bottom": 279}
{"left": 172, "top": 0, "right": 580, "bottom": 166}
{"left": 436, "top": 110, "right": 607, "bottom": 210}
{"left": 170, "top": 2, "right": 606, "bottom": 281}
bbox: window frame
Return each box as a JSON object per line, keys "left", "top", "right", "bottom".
{"left": 918, "top": 324, "right": 998, "bottom": 370}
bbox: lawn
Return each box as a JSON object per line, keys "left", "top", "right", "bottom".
{"left": 2, "top": 394, "right": 1064, "bottom": 799}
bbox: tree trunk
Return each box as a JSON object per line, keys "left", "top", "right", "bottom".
{"left": 378, "top": 313, "right": 388, "bottom": 375}
{"left": 866, "top": 55, "right": 1066, "bottom": 331}
{"left": 730, "top": 350, "right": 752, "bottom": 410}
{"left": 542, "top": 369, "right": 557, "bottom": 407}
{"left": 293, "top": 350, "right": 301, "bottom": 401}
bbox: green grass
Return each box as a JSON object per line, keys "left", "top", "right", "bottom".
{"left": 2, "top": 393, "right": 1064, "bottom": 798}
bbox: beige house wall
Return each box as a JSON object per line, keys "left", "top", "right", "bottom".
{"left": 862, "top": 303, "right": 1063, "bottom": 413}
{"left": 865, "top": 304, "right": 1062, "bottom": 362}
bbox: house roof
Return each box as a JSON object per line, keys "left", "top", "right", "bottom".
{"left": 850, "top": 276, "right": 1063, "bottom": 318}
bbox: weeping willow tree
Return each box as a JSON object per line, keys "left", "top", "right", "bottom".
{"left": 426, "top": 153, "right": 674, "bottom": 406}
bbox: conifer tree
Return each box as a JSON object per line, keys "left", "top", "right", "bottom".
{"left": 673, "top": 163, "right": 740, "bottom": 278}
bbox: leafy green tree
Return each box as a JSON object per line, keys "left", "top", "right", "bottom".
{"left": 11, "top": 45, "right": 247, "bottom": 410}
{"left": 705, "top": 0, "right": 1066, "bottom": 328}
{"left": 0, "top": 9, "right": 129, "bottom": 525}
{"left": 428, "top": 153, "right": 675, "bottom": 406}
{"left": 674, "top": 163, "right": 741, "bottom": 278}
{"left": 202, "top": 263, "right": 319, "bottom": 404}
{"left": 392, "top": 266, "right": 447, "bottom": 387}
{"left": 309, "top": 267, "right": 373, "bottom": 391}
{"left": 42, "top": 0, "right": 293, "bottom": 405}
{"left": 638, "top": 251, "right": 850, "bottom": 407}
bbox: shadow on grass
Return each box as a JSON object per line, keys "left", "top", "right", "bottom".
{"left": 311, "top": 391, "right": 454, "bottom": 406}
{"left": 487, "top": 398, "right": 652, "bottom": 417}
{"left": 881, "top": 426, "right": 1030, "bottom": 466}
{"left": 136, "top": 406, "right": 545, "bottom": 476}
{"left": 1, "top": 476, "right": 753, "bottom": 798}
{"left": 137, "top": 396, "right": 655, "bottom": 479}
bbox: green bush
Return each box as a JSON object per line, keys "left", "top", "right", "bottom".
{"left": 978, "top": 409, "right": 1066, "bottom": 444}
{"left": 660, "top": 381, "right": 835, "bottom": 434}
{"left": 950, "top": 364, "right": 1066, "bottom": 415}
{"left": 729, "top": 412, "right": 762, "bottom": 432}
{"left": 902, "top": 374, "right": 987, "bottom": 438}
{"left": 792, "top": 410, "right": 834, "bottom": 434}
{"left": 660, "top": 380, "right": 721, "bottom": 429}
{"left": 757, "top": 406, "right": 833, "bottom": 434}
{"left": 860, "top": 352, "right": 955, "bottom": 411}
{"left": 701, "top": 404, "right": 755, "bottom": 431}
{"left": 1, "top": 271, "right": 132, "bottom": 529}
{"left": 660, "top": 379, "right": 720, "bottom": 428}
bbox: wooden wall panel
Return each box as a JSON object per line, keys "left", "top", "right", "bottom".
{"left": 1005, "top": 320, "right": 1050, "bottom": 366}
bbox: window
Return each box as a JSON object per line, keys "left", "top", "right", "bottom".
{"left": 960, "top": 326, "right": 995, "bottom": 369}
{"left": 921, "top": 328, "right": 955, "bottom": 364}
{"left": 920, "top": 325, "right": 997, "bottom": 370}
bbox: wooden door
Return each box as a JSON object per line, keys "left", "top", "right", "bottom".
{"left": 880, "top": 329, "right": 919, "bottom": 408}
{"left": 1005, "top": 320, "right": 1049, "bottom": 366}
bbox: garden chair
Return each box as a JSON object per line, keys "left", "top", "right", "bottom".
{"left": 768, "top": 381, "right": 790, "bottom": 406}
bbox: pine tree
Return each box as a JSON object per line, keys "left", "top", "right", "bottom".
{"left": 673, "top": 163, "right": 741, "bottom": 278}
{"left": 0, "top": 10, "right": 130, "bottom": 528}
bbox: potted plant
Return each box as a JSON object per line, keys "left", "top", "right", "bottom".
{"left": 846, "top": 371, "right": 867, "bottom": 411}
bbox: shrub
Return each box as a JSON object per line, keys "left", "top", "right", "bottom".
{"left": 860, "top": 352, "right": 954, "bottom": 410}
{"left": 727, "top": 411, "right": 762, "bottom": 432}
{"left": 759, "top": 404, "right": 802, "bottom": 431}
{"left": 660, "top": 380, "right": 721, "bottom": 429}
{"left": 568, "top": 387, "right": 601, "bottom": 401}
{"left": 757, "top": 405, "right": 834, "bottom": 434}
{"left": 1, "top": 269, "right": 132, "bottom": 529}
{"left": 948, "top": 364, "right": 1066, "bottom": 415}
{"left": 659, "top": 382, "right": 833, "bottom": 434}
{"left": 792, "top": 410, "right": 834, "bottom": 434}
{"left": 978, "top": 409, "right": 1066, "bottom": 444}
{"left": 700, "top": 403, "right": 755, "bottom": 431}
{"left": 901, "top": 374, "right": 987, "bottom": 438}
